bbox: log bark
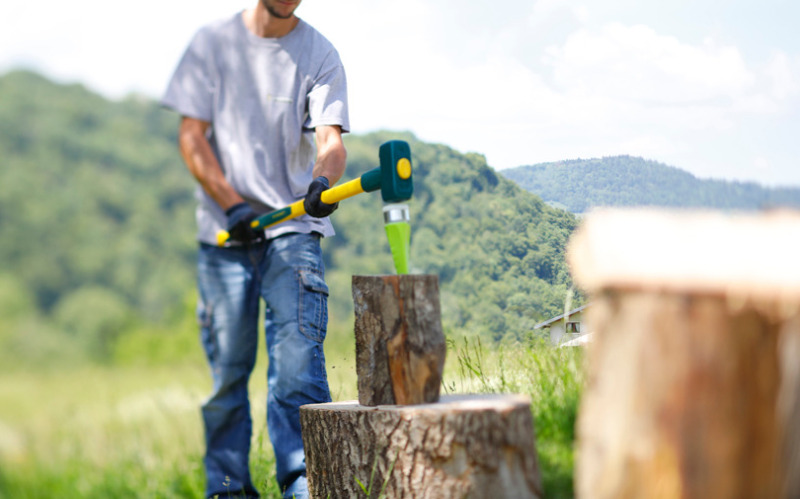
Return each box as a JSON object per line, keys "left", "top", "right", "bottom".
{"left": 352, "top": 275, "right": 446, "bottom": 406}
{"left": 300, "top": 394, "right": 543, "bottom": 499}
{"left": 567, "top": 209, "right": 800, "bottom": 499}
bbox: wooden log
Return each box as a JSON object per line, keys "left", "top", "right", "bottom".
{"left": 352, "top": 275, "right": 446, "bottom": 406}
{"left": 781, "top": 314, "right": 800, "bottom": 498}
{"left": 568, "top": 209, "right": 800, "bottom": 499}
{"left": 300, "top": 394, "right": 543, "bottom": 498}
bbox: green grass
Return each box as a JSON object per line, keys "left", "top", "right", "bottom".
{"left": 443, "top": 336, "right": 584, "bottom": 498}
{"left": 0, "top": 329, "right": 583, "bottom": 498}
{"left": 0, "top": 358, "right": 286, "bottom": 498}
{"left": 0, "top": 363, "right": 218, "bottom": 498}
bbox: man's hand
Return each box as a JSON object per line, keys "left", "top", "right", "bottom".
{"left": 225, "top": 202, "right": 262, "bottom": 243}
{"left": 304, "top": 176, "right": 339, "bottom": 218}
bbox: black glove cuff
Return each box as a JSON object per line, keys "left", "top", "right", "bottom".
{"left": 225, "top": 202, "right": 250, "bottom": 218}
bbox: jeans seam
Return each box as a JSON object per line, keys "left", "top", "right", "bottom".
{"left": 198, "top": 298, "right": 217, "bottom": 365}
{"left": 297, "top": 269, "right": 305, "bottom": 340}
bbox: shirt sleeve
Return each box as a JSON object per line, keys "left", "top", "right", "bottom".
{"left": 304, "top": 50, "right": 350, "bottom": 133}
{"left": 161, "top": 28, "right": 215, "bottom": 122}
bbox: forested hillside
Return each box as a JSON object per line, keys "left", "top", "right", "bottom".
{"left": 0, "top": 70, "right": 197, "bottom": 362}
{"left": 502, "top": 156, "right": 800, "bottom": 213}
{"left": 0, "top": 70, "right": 580, "bottom": 365}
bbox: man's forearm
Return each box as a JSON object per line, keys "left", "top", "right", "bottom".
{"left": 178, "top": 117, "right": 244, "bottom": 210}
{"left": 313, "top": 125, "right": 347, "bottom": 185}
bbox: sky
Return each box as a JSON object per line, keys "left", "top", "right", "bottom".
{"left": 2, "top": 0, "right": 799, "bottom": 187}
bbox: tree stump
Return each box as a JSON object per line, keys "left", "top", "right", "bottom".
{"left": 352, "top": 275, "right": 446, "bottom": 406}
{"left": 568, "top": 209, "right": 800, "bottom": 499}
{"left": 300, "top": 394, "right": 543, "bottom": 498}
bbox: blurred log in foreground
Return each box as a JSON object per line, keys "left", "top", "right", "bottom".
{"left": 568, "top": 209, "right": 800, "bottom": 499}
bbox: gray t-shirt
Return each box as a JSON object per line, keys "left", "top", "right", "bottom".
{"left": 162, "top": 13, "right": 350, "bottom": 244}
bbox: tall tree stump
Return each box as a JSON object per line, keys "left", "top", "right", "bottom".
{"left": 300, "top": 394, "right": 543, "bottom": 498}
{"left": 352, "top": 275, "right": 446, "bottom": 405}
{"left": 568, "top": 209, "right": 800, "bottom": 498}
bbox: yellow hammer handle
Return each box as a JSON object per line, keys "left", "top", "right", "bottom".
{"left": 216, "top": 177, "right": 368, "bottom": 246}
{"left": 320, "top": 177, "right": 365, "bottom": 205}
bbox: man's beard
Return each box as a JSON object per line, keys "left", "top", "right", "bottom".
{"left": 262, "top": 0, "right": 295, "bottom": 19}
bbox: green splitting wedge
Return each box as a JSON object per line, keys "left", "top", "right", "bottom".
{"left": 216, "top": 140, "right": 414, "bottom": 274}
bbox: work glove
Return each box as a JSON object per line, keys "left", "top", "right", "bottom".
{"left": 304, "top": 176, "right": 339, "bottom": 218}
{"left": 225, "top": 202, "right": 262, "bottom": 243}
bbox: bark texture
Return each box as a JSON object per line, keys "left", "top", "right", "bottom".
{"left": 352, "top": 275, "right": 446, "bottom": 406}
{"left": 300, "top": 394, "right": 543, "bottom": 499}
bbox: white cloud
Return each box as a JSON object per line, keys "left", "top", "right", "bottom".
{"left": 324, "top": 15, "right": 798, "bottom": 176}
{"left": 545, "top": 24, "right": 755, "bottom": 104}
{"left": 764, "top": 51, "right": 800, "bottom": 101}
{"left": 508, "top": 21, "right": 800, "bottom": 178}
{"left": 529, "top": 0, "right": 588, "bottom": 26}
{"left": 754, "top": 157, "right": 770, "bottom": 172}
{"left": 0, "top": 0, "right": 251, "bottom": 96}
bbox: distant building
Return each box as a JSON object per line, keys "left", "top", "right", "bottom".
{"left": 534, "top": 304, "right": 592, "bottom": 347}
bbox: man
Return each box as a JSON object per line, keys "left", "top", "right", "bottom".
{"left": 161, "top": 1, "right": 348, "bottom": 497}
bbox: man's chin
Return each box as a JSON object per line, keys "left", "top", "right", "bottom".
{"left": 263, "top": 0, "right": 298, "bottom": 19}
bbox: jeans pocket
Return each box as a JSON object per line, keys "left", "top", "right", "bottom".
{"left": 298, "top": 268, "right": 329, "bottom": 343}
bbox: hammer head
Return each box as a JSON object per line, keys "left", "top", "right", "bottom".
{"left": 378, "top": 140, "right": 413, "bottom": 203}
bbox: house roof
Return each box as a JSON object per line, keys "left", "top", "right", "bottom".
{"left": 534, "top": 303, "right": 591, "bottom": 329}
{"left": 559, "top": 332, "right": 594, "bottom": 348}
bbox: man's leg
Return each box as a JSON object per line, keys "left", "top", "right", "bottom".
{"left": 197, "top": 243, "right": 262, "bottom": 498}
{"left": 261, "top": 233, "right": 332, "bottom": 499}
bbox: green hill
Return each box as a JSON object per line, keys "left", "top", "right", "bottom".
{"left": 502, "top": 156, "right": 800, "bottom": 213}
{"left": 0, "top": 70, "right": 580, "bottom": 364}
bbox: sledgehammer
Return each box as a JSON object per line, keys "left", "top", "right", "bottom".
{"left": 216, "top": 140, "right": 414, "bottom": 274}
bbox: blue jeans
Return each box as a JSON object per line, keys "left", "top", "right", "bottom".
{"left": 196, "top": 233, "right": 332, "bottom": 499}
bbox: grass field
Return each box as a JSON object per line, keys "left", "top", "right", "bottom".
{"left": 0, "top": 328, "right": 584, "bottom": 498}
